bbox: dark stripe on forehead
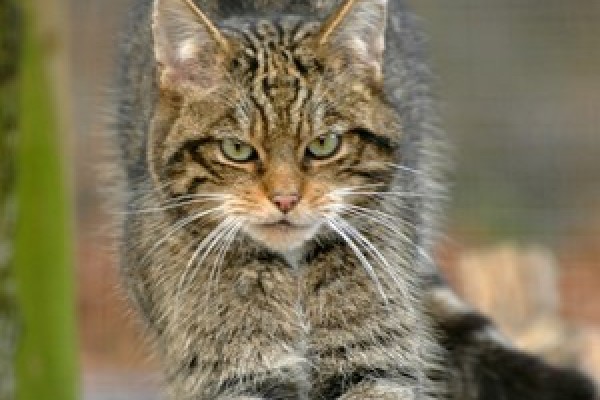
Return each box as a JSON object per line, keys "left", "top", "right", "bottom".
{"left": 271, "top": 20, "right": 285, "bottom": 44}
{"left": 256, "top": 19, "right": 278, "bottom": 40}
{"left": 249, "top": 94, "right": 269, "bottom": 136}
{"left": 292, "top": 57, "right": 310, "bottom": 76}
{"left": 280, "top": 18, "right": 303, "bottom": 46}
{"left": 287, "top": 19, "right": 305, "bottom": 44}
{"left": 238, "top": 26, "right": 263, "bottom": 55}
{"left": 231, "top": 21, "right": 318, "bottom": 73}
{"left": 287, "top": 80, "right": 305, "bottom": 119}
{"left": 225, "top": 18, "right": 328, "bottom": 140}
{"left": 293, "top": 20, "right": 319, "bottom": 42}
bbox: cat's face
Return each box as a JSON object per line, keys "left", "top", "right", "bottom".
{"left": 150, "top": 0, "right": 398, "bottom": 253}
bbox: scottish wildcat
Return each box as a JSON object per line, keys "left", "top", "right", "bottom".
{"left": 115, "top": 0, "right": 598, "bottom": 399}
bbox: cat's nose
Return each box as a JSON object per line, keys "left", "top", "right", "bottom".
{"left": 272, "top": 193, "right": 300, "bottom": 214}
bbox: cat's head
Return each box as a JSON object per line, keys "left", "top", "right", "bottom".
{"left": 149, "top": 0, "right": 402, "bottom": 253}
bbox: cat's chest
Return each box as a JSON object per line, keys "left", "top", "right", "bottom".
{"left": 224, "top": 251, "right": 390, "bottom": 337}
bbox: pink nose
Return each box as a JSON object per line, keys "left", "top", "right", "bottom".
{"left": 272, "top": 194, "right": 300, "bottom": 213}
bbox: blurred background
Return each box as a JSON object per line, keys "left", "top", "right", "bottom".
{"left": 2, "top": 0, "right": 599, "bottom": 399}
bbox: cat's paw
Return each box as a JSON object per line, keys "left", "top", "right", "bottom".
{"left": 337, "top": 381, "right": 419, "bottom": 400}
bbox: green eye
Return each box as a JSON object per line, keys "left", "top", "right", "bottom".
{"left": 221, "top": 138, "right": 256, "bottom": 162}
{"left": 307, "top": 133, "right": 341, "bottom": 159}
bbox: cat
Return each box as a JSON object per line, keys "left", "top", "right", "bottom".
{"left": 114, "top": 0, "right": 598, "bottom": 399}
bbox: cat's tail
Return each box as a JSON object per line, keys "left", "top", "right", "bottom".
{"left": 426, "top": 284, "right": 599, "bottom": 400}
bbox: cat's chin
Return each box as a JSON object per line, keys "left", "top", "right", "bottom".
{"left": 244, "top": 222, "right": 320, "bottom": 253}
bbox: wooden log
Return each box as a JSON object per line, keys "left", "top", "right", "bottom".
{"left": 454, "top": 244, "right": 583, "bottom": 366}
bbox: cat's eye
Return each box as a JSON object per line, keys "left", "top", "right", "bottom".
{"left": 306, "top": 134, "right": 341, "bottom": 160}
{"left": 221, "top": 138, "right": 257, "bottom": 162}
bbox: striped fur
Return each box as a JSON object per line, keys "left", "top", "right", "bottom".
{"left": 114, "top": 1, "right": 597, "bottom": 399}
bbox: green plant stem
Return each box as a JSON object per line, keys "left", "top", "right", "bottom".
{"left": 14, "top": 1, "right": 78, "bottom": 399}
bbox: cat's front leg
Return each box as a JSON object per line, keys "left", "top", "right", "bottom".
{"left": 162, "top": 260, "right": 309, "bottom": 400}
{"left": 337, "top": 381, "right": 417, "bottom": 400}
{"left": 306, "top": 246, "right": 440, "bottom": 400}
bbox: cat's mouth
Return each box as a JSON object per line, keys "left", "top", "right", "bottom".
{"left": 245, "top": 219, "right": 320, "bottom": 252}
{"left": 259, "top": 219, "right": 309, "bottom": 232}
{"left": 261, "top": 220, "right": 294, "bottom": 228}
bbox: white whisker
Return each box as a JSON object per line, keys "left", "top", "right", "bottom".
{"left": 140, "top": 206, "right": 225, "bottom": 266}
{"left": 118, "top": 196, "right": 231, "bottom": 215}
{"left": 325, "top": 216, "right": 388, "bottom": 302}
{"left": 338, "top": 204, "right": 418, "bottom": 236}
{"left": 384, "top": 162, "right": 424, "bottom": 176}
{"left": 331, "top": 204, "right": 428, "bottom": 265}
{"left": 207, "top": 219, "right": 245, "bottom": 300}
{"left": 174, "top": 217, "right": 238, "bottom": 320}
{"left": 215, "top": 219, "right": 244, "bottom": 271}
{"left": 336, "top": 191, "right": 440, "bottom": 199}
{"left": 334, "top": 217, "right": 407, "bottom": 297}
{"left": 331, "top": 183, "right": 386, "bottom": 194}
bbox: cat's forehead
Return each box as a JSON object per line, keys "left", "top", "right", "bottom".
{"left": 176, "top": 16, "right": 384, "bottom": 146}
{"left": 205, "top": 17, "right": 330, "bottom": 140}
{"left": 223, "top": 17, "right": 324, "bottom": 87}
{"left": 223, "top": 16, "right": 321, "bottom": 54}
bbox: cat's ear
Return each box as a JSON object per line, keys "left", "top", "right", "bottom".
{"left": 318, "top": 0, "right": 387, "bottom": 80}
{"left": 152, "top": 0, "right": 231, "bottom": 92}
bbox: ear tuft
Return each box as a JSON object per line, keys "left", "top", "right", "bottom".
{"left": 152, "top": 0, "right": 229, "bottom": 91}
{"left": 318, "top": 0, "right": 388, "bottom": 79}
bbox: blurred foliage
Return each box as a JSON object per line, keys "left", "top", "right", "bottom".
{"left": 0, "top": 0, "right": 22, "bottom": 398}
{"left": 7, "top": 0, "right": 78, "bottom": 399}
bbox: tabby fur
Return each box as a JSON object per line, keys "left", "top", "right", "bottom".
{"left": 114, "top": 1, "right": 597, "bottom": 399}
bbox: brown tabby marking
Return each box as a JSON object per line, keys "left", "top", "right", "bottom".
{"left": 120, "top": 1, "right": 442, "bottom": 399}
